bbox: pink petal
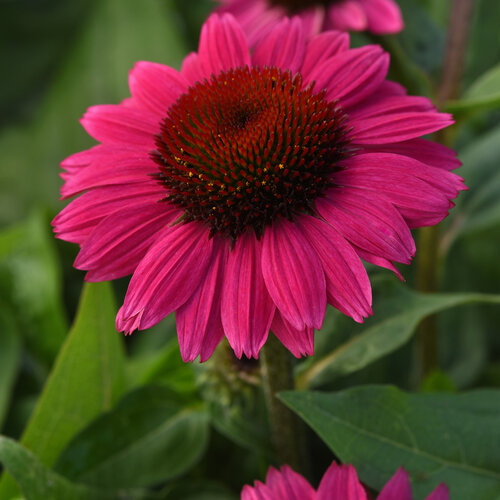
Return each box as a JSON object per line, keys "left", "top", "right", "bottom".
{"left": 301, "top": 30, "right": 350, "bottom": 78}
{"left": 61, "top": 154, "right": 156, "bottom": 198}
{"left": 360, "top": 0, "right": 404, "bottom": 34}
{"left": 333, "top": 153, "right": 465, "bottom": 228}
{"left": 74, "top": 202, "right": 181, "bottom": 282}
{"left": 350, "top": 111, "right": 453, "bottom": 144}
{"left": 80, "top": 104, "right": 159, "bottom": 147}
{"left": 353, "top": 246, "right": 404, "bottom": 281}
{"left": 297, "top": 215, "right": 372, "bottom": 323}
{"left": 271, "top": 312, "right": 315, "bottom": 358}
{"left": 198, "top": 14, "right": 251, "bottom": 79}
{"left": 118, "top": 222, "right": 213, "bottom": 332}
{"left": 377, "top": 468, "right": 412, "bottom": 500}
{"left": 128, "top": 61, "right": 188, "bottom": 116}
{"left": 349, "top": 95, "right": 435, "bottom": 121}
{"left": 325, "top": 1, "right": 368, "bottom": 32}
{"left": 316, "top": 188, "right": 415, "bottom": 265}
{"left": 306, "top": 46, "right": 389, "bottom": 108}
{"left": 265, "top": 466, "right": 316, "bottom": 500}
{"left": 221, "top": 232, "right": 275, "bottom": 358}
{"left": 262, "top": 218, "right": 326, "bottom": 331}
{"left": 317, "top": 463, "right": 367, "bottom": 500}
{"left": 298, "top": 6, "right": 325, "bottom": 38}
{"left": 176, "top": 236, "right": 229, "bottom": 362}
{"left": 362, "top": 139, "right": 461, "bottom": 171}
{"left": 425, "top": 484, "right": 449, "bottom": 500}
{"left": 252, "top": 17, "right": 306, "bottom": 75}
{"left": 53, "top": 184, "right": 163, "bottom": 244}
{"left": 180, "top": 52, "right": 206, "bottom": 86}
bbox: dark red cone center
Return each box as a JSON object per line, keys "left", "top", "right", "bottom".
{"left": 153, "top": 66, "right": 350, "bottom": 240}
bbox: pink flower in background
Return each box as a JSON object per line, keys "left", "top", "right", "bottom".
{"left": 216, "top": 0, "right": 403, "bottom": 44}
{"left": 242, "top": 463, "right": 449, "bottom": 499}
{"left": 53, "top": 14, "right": 464, "bottom": 361}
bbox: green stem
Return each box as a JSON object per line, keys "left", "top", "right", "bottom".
{"left": 260, "top": 334, "right": 307, "bottom": 473}
{"left": 416, "top": 0, "right": 476, "bottom": 380}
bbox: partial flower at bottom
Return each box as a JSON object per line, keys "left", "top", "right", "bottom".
{"left": 241, "top": 462, "right": 449, "bottom": 499}
{"left": 53, "top": 14, "right": 465, "bottom": 362}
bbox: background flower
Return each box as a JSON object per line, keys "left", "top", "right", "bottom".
{"left": 53, "top": 14, "right": 464, "bottom": 361}
{"left": 216, "top": 0, "right": 404, "bottom": 44}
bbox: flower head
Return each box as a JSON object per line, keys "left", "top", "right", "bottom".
{"left": 216, "top": 0, "right": 404, "bottom": 44}
{"left": 54, "top": 14, "right": 464, "bottom": 361}
{"left": 241, "top": 462, "right": 449, "bottom": 499}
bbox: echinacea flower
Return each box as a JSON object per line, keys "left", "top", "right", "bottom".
{"left": 216, "top": 0, "right": 404, "bottom": 44}
{"left": 242, "top": 462, "right": 449, "bottom": 499}
{"left": 53, "top": 14, "right": 465, "bottom": 362}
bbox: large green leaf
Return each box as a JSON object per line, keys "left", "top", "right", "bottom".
{"left": 0, "top": 212, "right": 67, "bottom": 364}
{"left": 297, "top": 279, "right": 500, "bottom": 388}
{"left": 0, "top": 303, "right": 21, "bottom": 430}
{"left": 55, "top": 385, "right": 209, "bottom": 489}
{"left": 0, "top": 436, "right": 146, "bottom": 500}
{"left": 0, "top": 282, "right": 126, "bottom": 499}
{"left": 0, "top": 0, "right": 187, "bottom": 226}
{"left": 281, "top": 386, "right": 500, "bottom": 500}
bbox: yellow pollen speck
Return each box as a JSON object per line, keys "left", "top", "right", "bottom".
{"left": 188, "top": 172, "right": 194, "bottom": 177}
{"left": 278, "top": 164, "right": 284, "bottom": 169}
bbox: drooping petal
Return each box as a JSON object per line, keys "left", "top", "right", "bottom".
{"left": 198, "top": 13, "right": 251, "bottom": 78}
{"left": 271, "top": 312, "right": 315, "bottom": 358}
{"left": 61, "top": 154, "right": 156, "bottom": 198}
{"left": 80, "top": 104, "right": 159, "bottom": 147}
{"left": 118, "top": 221, "right": 213, "bottom": 332}
{"left": 316, "top": 187, "right": 416, "bottom": 265}
{"left": 362, "top": 138, "right": 461, "bottom": 171}
{"left": 301, "top": 30, "right": 350, "bottom": 78}
{"left": 252, "top": 17, "right": 306, "bottom": 75}
{"left": 75, "top": 202, "right": 181, "bottom": 282}
{"left": 297, "top": 215, "right": 372, "bottom": 323}
{"left": 128, "top": 61, "right": 188, "bottom": 116}
{"left": 221, "top": 232, "right": 275, "bottom": 358}
{"left": 333, "top": 153, "right": 466, "bottom": 228}
{"left": 53, "top": 183, "right": 163, "bottom": 244}
{"left": 350, "top": 110, "right": 453, "bottom": 144}
{"left": 377, "top": 468, "right": 413, "bottom": 500}
{"left": 317, "top": 463, "right": 367, "bottom": 500}
{"left": 425, "top": 484, "right": 449, "bottom": 500}
{"left": 262, "top": 218, "right": 326, "bottom": 330}
{"left": 306, "top": 45, "right": 389, "bottom": 108}
{"left": 176, "top": 236, "right": 229, "bottom": 362}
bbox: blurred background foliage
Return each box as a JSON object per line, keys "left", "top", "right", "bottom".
{"left": 0, "top": 0, "right": 499, "bottom": 499}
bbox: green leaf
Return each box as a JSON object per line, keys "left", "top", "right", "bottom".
{"left": 447, "top": 64, "right": 500, "bottom": 114}
{"left": 281, "top": 386, "right": 500, "bottom": 500}
{"left": 0, "top": 303, "right": 21, "bottom": 430}
{"left": 55, "top": 385, "right": 209, "bottom": 489}
{"left": 297, "top": 279, "right": 500, "bottom": 388}
{"left": 0, "top": 211, "right": 67, "bottom": 364}
{"left": 0, "top": 282, "right": 126, "bottom": 498}
{"left": 0, "top": 436, "right": 147, "bottom": 500}
{"left": 163, "top": 480, "right": 238, "bottom": 500}
{"left": 0, "top": 0, "right": 188, "bottom": 226}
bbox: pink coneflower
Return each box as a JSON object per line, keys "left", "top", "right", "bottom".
{"left": 242, "top": 463, "right": 449, "bottom": 499}
{"left": 53, "top": 14, "right": 464, "bottom": 362}
{"left": 216, "top": 0, "right": 404, "bottom": 44}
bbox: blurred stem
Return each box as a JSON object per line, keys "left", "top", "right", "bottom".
{"left": 416, "top": 0, "right": 475, "bottom": 380}
{"left": 261, "top": 334, "right": 307, "bottom": 474}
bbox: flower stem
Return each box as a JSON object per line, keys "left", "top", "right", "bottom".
{"left": 260, "top": 334, "right": 307, "bottom": 473}
{"left": 416, "top": 0, "right": 475, "bottom": 380}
